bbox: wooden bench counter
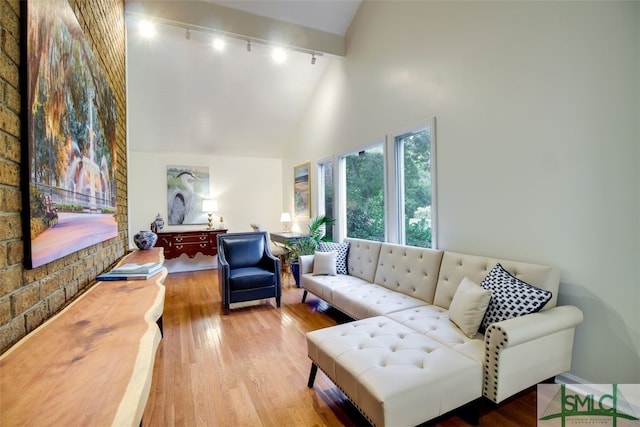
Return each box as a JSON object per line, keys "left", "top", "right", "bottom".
{"left": 0, "top": 248, "right": 167, "bottom": 427}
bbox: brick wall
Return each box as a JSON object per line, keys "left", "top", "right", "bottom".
{"left": 0, "top": 0, "right": 127, "bottom": 354}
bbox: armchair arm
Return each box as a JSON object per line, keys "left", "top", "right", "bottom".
{"left": 261, "top": 251, "right": 280, "bottom": 266}
{"left": 259, "top": 241, "right": 281, "bottom": 295}
{"left": 300, "top": 254, "right": 314, "bottom": 275}
{"left": 217, "top": 250, "right": 230, "bottom": 302}
{"left": 260, "top": 253, "right": 281, "bottom": 283}
{"left": 217, "top": 248, "right": 230, "bottom": 276}
{"left": 483, "top": 305, "right": 583, "bottom": 403}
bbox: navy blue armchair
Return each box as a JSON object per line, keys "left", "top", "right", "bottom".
{"left": 217, "top": 232, "right": 281, "bottom": 315}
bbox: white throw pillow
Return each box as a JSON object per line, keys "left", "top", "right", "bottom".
{"left": 448, "top": 277, "right": 492, "bottom": 338}
{"left": 318, "top": 241, "right": 350, "bottom": 274}
{"left": 312, "top": 251, "right": 337, "bottom": 276}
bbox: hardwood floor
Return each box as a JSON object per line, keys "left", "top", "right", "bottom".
{"left": 142, "top": 270, "right": 539, "bottom": 426}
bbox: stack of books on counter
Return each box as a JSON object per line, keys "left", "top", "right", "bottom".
{"left": 97, "top": 262, "right": 164, "bottom": 281}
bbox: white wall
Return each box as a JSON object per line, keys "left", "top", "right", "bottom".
{"left": 128, "top": 151, "right": 283, "bottom": 271}
{"left": 286, "top": 1, "right": 640, "bottom": 383}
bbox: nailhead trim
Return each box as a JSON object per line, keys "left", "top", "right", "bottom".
{"left": 483, "top": 324, "right": 508, "bottom": 403}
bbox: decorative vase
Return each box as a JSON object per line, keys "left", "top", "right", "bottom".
{"left": 154, "top": 213, "right": 165, "bottom": 231}
{"left": 134, "top": 230, "right": 158, "bottom": 250}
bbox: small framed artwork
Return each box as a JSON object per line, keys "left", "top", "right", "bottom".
{"left": 294, "top": 162, "right": 311, "bottom": 218}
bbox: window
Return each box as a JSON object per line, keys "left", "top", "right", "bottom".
{"left": 317, "top": 118, "right": 436, "bottom": 248}
{"left": 395, "top": 126, "right": 434, "bottom": 248}
{"left": 318, "top": 160, "right": 334, "bottom": 241}
{"left": 343, "top": 144, "right": 385, "bottom": 242}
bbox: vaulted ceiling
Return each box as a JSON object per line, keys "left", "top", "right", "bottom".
{"left": 125, "top": 0, "right": 361, "bottom": 158}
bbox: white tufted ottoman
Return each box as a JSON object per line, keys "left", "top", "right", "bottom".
{"left": 306, "top": 316, "right": 483, "bottom": 427}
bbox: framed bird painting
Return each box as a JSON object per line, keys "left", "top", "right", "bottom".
{"left": 166, "top": 165, "right": 210, "bottom": 225}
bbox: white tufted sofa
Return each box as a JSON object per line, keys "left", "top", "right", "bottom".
{"left": 301, "top": 238, "right": 583, "bottom": 426}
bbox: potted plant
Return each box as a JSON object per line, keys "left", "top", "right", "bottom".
{"left": 286, "top": 215, "right": 335, "bottom": 287}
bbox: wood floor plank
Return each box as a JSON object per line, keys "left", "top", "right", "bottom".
{"left": 142, "top": 270, "right": 539, "bottom": 426}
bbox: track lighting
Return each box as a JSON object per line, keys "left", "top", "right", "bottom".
{"left": 139, "top": 20, "right": 155, "bottom": 38}
{"left": 132, "top": 16, "right": 325, "bottom": 65}
{"left": 212, "top": 37, "right": 226, "bottom": 51}
{"left": 272, "top": 47, "right": 286, "bottom": 64}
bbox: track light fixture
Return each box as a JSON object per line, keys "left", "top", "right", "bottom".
{"left": 132, "top": 15, "right": 325, "bottom": 65}
{"left": 212, "top": 37, "right": 226, "bottom": 51}
{"left": 139, "top": 20, "right": 156, "bottom": 38}
{"left": 272, "top": 47, "right": 286, "bottom": 64}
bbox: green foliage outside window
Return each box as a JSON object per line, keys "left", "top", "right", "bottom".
{"left": 343, "top": 126, "right": 432, "bottom": 248}
{"left": 345, "top": 147, "right": 385, "bottom": 242}
{"left": 401, "top": 128, "right": 432, "bottom": 248}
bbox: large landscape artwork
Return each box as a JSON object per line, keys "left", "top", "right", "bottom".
{"left": 23, "top": 0, "right": 118, "bottom": 269}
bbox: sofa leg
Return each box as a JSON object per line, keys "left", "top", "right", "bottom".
{"left": 307, "top": 362, "right": 318, "bottom": 388}
{"left": 459, "top": 398, "right": 482, "bottom": 426}
{"left": 223, "top": 303, "right": 230, "bottom": 315}
{"left": 301, "top": 290, "right": 308, "bottom": 303}
{"left": 276, "top": 296, "right": 281, "bottom": 308}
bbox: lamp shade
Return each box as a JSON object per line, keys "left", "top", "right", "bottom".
{"left": 202, "top": 199, "right": 218, "bottom": 213}
{"left": 280, "top": 212, "right": 292, "bottom": 222}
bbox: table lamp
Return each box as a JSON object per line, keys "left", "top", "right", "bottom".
{"left": 202, "top": 199, "right": 218, "bottom": 230}
{"left": 280, "top": 212, "right": 292, "bottom": 232}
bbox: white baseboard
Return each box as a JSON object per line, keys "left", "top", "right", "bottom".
{"left": 555, "top": 372, "right": 587, "bottom": 384}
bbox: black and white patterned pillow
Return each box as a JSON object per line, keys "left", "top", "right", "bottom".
{"left": 479, "top": 263, "right": 552, "bottom": 332}
{"left": 318, "top": 241, "right": 350, "bottom": 274}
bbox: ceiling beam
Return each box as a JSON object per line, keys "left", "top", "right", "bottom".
{"left": 125, "top": 0, "right": 346, "bottom": 57}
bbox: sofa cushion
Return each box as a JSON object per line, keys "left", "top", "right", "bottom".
{"left": 434, "top": 251, "right": 560, "bottom": 310}
{"left": 345, "top": 238, "right": 382, "bottom": 283}
{"left": 374, "top": 243, "right": 443, "bottom": 304}
{"left": 313, "top": 251, "right": 337, "bottom": 276}
{"left": 301, "top": 272, "right": 370, "bottom": 304}
{"left": 448, "top": 277, "right": 492, "bottom": 338}
{"left": 332, "top": 283, "right": 428, "bottom": 319}
{"left": 229, "top": 267, "right": 276, "bottom": 290}
{"left": 385, "top": 306, "right": 485, "bottom": 364}
{"left": 318, "top": 241, "right": 350, "bottom": 274}
{"left": 306, "top": 317, "right": 483, "bottom": 427}
{"left": 479, "top": 263, "right": 552, "bottom": 332}
{"left": 221, "top": 236, "right": 265, "bottom": 268}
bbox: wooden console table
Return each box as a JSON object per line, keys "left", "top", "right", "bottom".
{"left": 0, "top": 248, "right": 167, "bottom": 427}
{"left": 155, "top": 229, "right": 227, "bottom": 260}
